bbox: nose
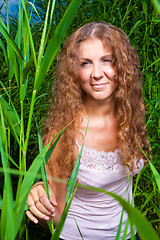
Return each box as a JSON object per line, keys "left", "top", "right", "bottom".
{"left": 91, "top": 63, "right": 104, "bottom": 80}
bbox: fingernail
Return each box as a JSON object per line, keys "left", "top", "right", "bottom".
{"left": 51, "top": 199, "right": 57, "bottom": 205}
{"left": 34, "top": 219, "right": 38, "bottom": 224}
{"left": 44, "top": 216, "right": 49, "bottom": 220}
{"left": 50, "top": 208, "right": 54, "bottom": 213}
{"left": 51, "top": 213, "right": 55, "bottom": 217}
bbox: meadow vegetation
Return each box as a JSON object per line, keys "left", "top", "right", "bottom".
{"left": 0, "top": 0, "right": 159, "bottom": 239}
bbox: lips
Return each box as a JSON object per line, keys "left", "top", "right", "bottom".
{"left": 91, "top": 83, "right": 109, "bottom": 90}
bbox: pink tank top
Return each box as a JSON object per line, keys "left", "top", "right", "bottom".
{"left": 60, "top": 141, "right": 144, "bottom": 240}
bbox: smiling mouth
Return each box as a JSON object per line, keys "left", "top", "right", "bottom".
{"left": 91, "top": 83, "right": 108, "bottom": 89}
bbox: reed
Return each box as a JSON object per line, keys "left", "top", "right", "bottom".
{"left": 0, "top": 0, "right": 81, "bottom": 239}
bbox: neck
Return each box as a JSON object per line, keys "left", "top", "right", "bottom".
{"left": 84, "top": 97, "right": 116, "bottom": 119}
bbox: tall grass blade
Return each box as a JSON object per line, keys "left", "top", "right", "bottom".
{"left": 148, "top": 160, "right": 160, "bottom": 192}
{"left": 115, "top": 210, "right": 124, "bottom": 240}
{"left": 122, "top": 218, "right": 130, "bottom": 240}
{"left": 34, "top": 0, "right": 81, "bottom": 90}
{"left": 7, "top": 154, "right": 19, "bottom": 169}
{"left": 76, "top": 183, "right": 159, "bottom": 240}
{"left": 0, "top": 18, "right": 24, "bottom": 60}
{"left": 0, "top": 38, "right": 8, "bottom": 66}
{"left": 130, "top": 222, "right": 136, "bottom": 240}
{"left": 0, "top": 81, "right": 21, "bottom": 130}
{"left": 0, "top": 189, "right": 7, "bottom": 237}
{"left": 36, "top": 122, "right": 52, "bottom": 233}
{"left": 15, "top": 129, "right": 65, "bottom": 236}
{"left": 142, "top": 58, "right": 160, "bottom": 71}
{"left": 66, "top": 121, "right": 88, "bottom": 205}
{"left": 151, "top": 0, "right": 160, "bottom": 14}
{"left": 16, "top": 0, "right": 23, "bottom": 49}
{"left": 136, "top": 140, "right": 160, "bottom": 192}
{"left": 8, "top": 46, "right": 20, "bottom": 85}
{"left": 51, "top": 187, "right": 78, "bottom": 240}
{"left": 21, "top": 0, "right": 37, "bottom": 66}
{"left": 128, "top": 20, "right": 141, "bottom": 37}
{"left": 145, "top": 97, "right": 160, "bottom": 119}
{"left": 44, "top": 0, "right": 56, "bottom": 52}
{"left": 37, "top": 0, "right": 55, "bottom": 66}
{"left": 20, "top": 77, "right": 29, "bottom": 102}
{"left": 0, "top": 95, "right": 20, "bottom": 143}
{"left": 0, "top": 108, "right": 15, "bottom": 239}
{"left": 22, "top": 57, "right": 33, "bottom": 83}
{"left": 28, "top": 1, "right": 42, "bottom": 21}
{"left": 73, "top": 215, "right": 84, "bottom": 240}
{"left": 49, "top": 0, "right": 56, "bottom": 28}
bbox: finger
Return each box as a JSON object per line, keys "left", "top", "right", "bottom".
{"left": 26, "top": 210, "right": 39, "bottom": 224}
{"left": 28, "top": 202, "right": 50, "bottom": 221}
{"left": 27, "top": 187, "right": 39, "bottom": 204}
{"left": 49, "top": 194, "right": 58, "bottom": 207}
{"left": 39, "top": 194, "right": 57, "bottom": 214}
{"left": 48, "top": 186, "right": 58, "bottom": 207}
{"left": 27, "top": 193, "right": 51, "bottom": 220}
{"left": 36, "top": 198, "right": 55, "bottom": 217}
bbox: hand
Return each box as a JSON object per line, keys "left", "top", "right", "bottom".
{"left": 26, "top": 182, "right": 57, "bottom": 224}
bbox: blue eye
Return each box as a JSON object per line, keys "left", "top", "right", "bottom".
{"left": 80, "top": 61, "right": 90, "bottom": 66}
{"left": 102, "top": 59, "right": 111, "bottom": 63}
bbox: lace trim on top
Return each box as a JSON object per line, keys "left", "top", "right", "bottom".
{"left": 76, "top": 140, "right": 124, "bottom": 172}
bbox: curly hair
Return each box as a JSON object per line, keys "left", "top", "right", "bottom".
{"left": 43, "top": 22, "right": 150, "bottom": 178}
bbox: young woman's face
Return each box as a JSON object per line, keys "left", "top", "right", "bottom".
{"left": 78, "top": 37, "right": 118, "bottom": 102}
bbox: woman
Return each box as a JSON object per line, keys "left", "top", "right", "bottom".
{"left": 26, "top": 22, "right": 150, "bottom": 239}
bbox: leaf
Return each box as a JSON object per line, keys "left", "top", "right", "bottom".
{"left": 0, "top": 81, "right": 20, "bottom": 120}
{"left": 22, "top": 56, "right": 33, "bottom": 83}
{"left": 151, "top": 0, "right": 160, "bottom": 14}
{"left": 65, "top": 120, "right": 89, "bottom": 205}
{"left": 0, "top": 108, "right": 15, "bottom": 239}
{"left": 0, "top": 95, "right": 20, "bottom": 144}
{"left": 28, "top": 1, "right": 42, "bottom": 21}
{"left": 122, "top": 218, "right": 130, "bottom": 240}
{"left": 73, "top": 215, "right": 84, "bottom": 240}
{"left": 8, "top": 45, "right": 20, "bottom": 85}
{"left": 20, "top": 77, "right": 29, "bottom": 102}
{"left": 76, "top": 183, "right": 159, "bottom": 240}
{"left": 51, "top": 187, "right": 78, "bottom": 239}
{"left": 144, "top": 97, "right": 160, "bottom": 119}
{"left": 37, "top": 0, "right": 56, "bottom": 66}
{"left": 128, "top": 20, "right": 141, "bottom": 37}
{"left": 21, "top": 0, "right": 37, "bottom": 66}
{"left": 7, "top": 154, "right": 19, "bottom": 169}
{"left": 50, "top": 120, "right": 88, "bottom": 238}
{"left": 148, "top": 160, "right": 160, "bottom": 192}
{"left": 34, "top": 0, "right": 81, "bottom": 90}
{"left": 14, "top": 128, "right": 66, "bottom": 237}
{"left": 142, "top": 58, "right": 160, "bottom": 72}
{"left": 0, "top": 38, "right": 8, "bottom": 66}
{"left": 0, "top": 17, "right": 24, "bottom": 60}
{"left": 136, "top": 139, "right": 160, "bottom": 192}
{"left": 115, "top": 210, "right": 124, "bottom": 240}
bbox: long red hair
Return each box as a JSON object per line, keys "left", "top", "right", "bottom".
{"left": 43, "top": 22, "right": 150, "bottom": 177}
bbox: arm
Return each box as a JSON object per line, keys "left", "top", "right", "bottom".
{"left": 48, "top": 176, "right": 67, "bottom": 226}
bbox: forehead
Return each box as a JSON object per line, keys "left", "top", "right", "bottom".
{"left": 78, "top": 37, "right": 112, "bottom": 57}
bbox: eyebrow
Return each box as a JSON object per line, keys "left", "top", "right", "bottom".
{"left": 101, "top": 54, "right": 112, "bottom": 59}
{"left": 79, "top": 55, "right": 112, "bottom": 60}
{"left": 79, "top": 58, "right": 91, "bottom": 61}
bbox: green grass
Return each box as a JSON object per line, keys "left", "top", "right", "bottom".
{"left": 0, "top": 0, "right": 160, "bottom": 239}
